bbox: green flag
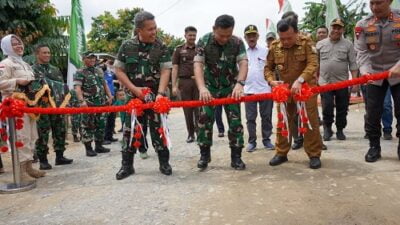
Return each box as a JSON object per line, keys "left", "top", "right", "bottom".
{"left": 67, "top": 0, "right": 86, "bottom": 89}
{"left": 392, "top": 0, "right": 400, "bottom": 9}
{"left": 325, "top": 0, "right": 340, "bottom": 30}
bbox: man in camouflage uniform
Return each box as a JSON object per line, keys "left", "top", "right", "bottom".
{"left": 114, "top": 11, "right": 173, "bottom": 180}
{"left": 265, "top": 18, "right": 323, "bottom": 169}
{"left": 32, "top": 44, "right": 73, "bottom": 170}
{"left": 74, "top": 51, "right": 113, "bottom": 157}
{"left": 194, "top": 14, "right": 248, "bottom": 170}
{"left": 69, "top": 89, "right": 81, "bottom": 142}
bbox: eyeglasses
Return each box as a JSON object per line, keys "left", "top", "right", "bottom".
{"left": 11, "top": 42, "right": 23, "bottom": 47}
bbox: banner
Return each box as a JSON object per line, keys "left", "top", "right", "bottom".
{"left": 67, "top": 0, "right": 86, "bottom": 89}
{"left": 325, "top": 0, "right": 340, "bottom": 29}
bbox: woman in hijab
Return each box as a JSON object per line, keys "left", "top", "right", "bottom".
{"left": 0, "top": 34, "right": 46, "bottom": 181}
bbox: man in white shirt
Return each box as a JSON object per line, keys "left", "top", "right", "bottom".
{"left": 243, "top": 25, "right": 274, "bottom": 152}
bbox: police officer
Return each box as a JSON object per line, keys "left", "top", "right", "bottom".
{"left": 114, "top": 11, "right": 173, "bottom": 180}
{"left": 171, "top": 26, "right": 199, "bottom": 143}
{"left": 194, "top": 14, "right": 248, "bottom": 170}
{"left": 265, "top": 18, "right": 323, "bottom": 169}
{"left": 32, "top": 44, "right": 73, "bottom": 170}
{"left": 355, "top": 0, "right": 400, "bottom": 162}
{"left": 74, "top": 51, "right": 113, "bottom": 157}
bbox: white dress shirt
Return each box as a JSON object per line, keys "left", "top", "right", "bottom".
{"left": 244, "top": 44, "right": 271, "bottom": 94}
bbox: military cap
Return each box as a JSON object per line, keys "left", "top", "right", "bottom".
{"left": 331, "top": 18, "right": 344, "bottom": 27}
{"left": 266, "top": 32, "right": 276, "bottom": 40}
{"left": 244, "top": 25, "right": 259, "bottom": 34}
{"left": 82, "top": 51, "right": 97, "bottom": 58}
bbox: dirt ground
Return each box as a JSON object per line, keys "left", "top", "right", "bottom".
{"left": 0, "top": 103, "right": 399, "bottom": 225}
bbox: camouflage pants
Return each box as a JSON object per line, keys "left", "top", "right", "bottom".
{"left": 122, "top": 109, "right": 167, "bottom": 153}
{"left": 197, "top": 104, "right": 244, "bottom": 148}
{"left": 81, "top": 113, "right": 105, "bottom": 143}
{"left": 71, "top": 114, "right": 81, "bottom": 136}
{"left": 35, "top": 114, "right": 66, "bottom": 157}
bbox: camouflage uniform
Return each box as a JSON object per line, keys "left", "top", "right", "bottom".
{"left": 114, "top": 36, "right": 172, "bottom": 154}
{"left": 73, "top": 66, "right": 107, "bottom": 143}
{"left": 69, "top": 89, "right": 81, "bottom": 137}
{"left": 32, "top": 63, "right": 67, "bottom": 159}
{"left": 194, "top": 32, "right": 247, "bottom": 148}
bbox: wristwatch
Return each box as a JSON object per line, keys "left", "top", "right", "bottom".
{"left": 237, "top": 80, "right": 246, "bottom": 86}
{"left": 297, "top": 77, "right": 305, "bottom": 84}
{"left": 157, "top": 91, "right": 167, "bottom": 97}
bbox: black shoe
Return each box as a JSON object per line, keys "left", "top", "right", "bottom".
{"left": 336, "top": 129, "right": 346, "bottom": 140}
{"left": 158, "top": 150, "right": 172, "bottom": 175}
{"left": 55, "top": 152, "right": 73, "bottom": 165}
{"left": 73, "top": 135, "right": 80, "bottom": 143}
{"left": 323, "top": 125, "right": 333, "bottom": 141}
{"left": 309, "top": 157, "right": 321, "bottom": 169}
{"left": 291, "top": 141, "right": 303, "bottom": 150}
{"left": 39, "top": 157, "right": 52, "bottom": 170}
{"left": 95, "top": 141, "right": 110, "bottom": 153}
{"left": 197, "top": 147, "right": 211, "bottom": 169}
{"left": 186, "top": 136, "right": 195, "bottom": 143}
{"left": 365, "top": 146, "right": 381, "bottom": 163}
{"left": 84, "top": 142, "right": 97, "bottom": 157}
{"left": 103, "top": 140, "right": 112, "bottom": 145}
{"left": 110, "top": 137, "right": 118, "bottom": 142}
{"left": 116, "top": 152, "right": 134, "bottom": 180}
{"left": 230, "top": 148, "right": 246, "bottom": 170}
{"left": 322, "top": 144, "right": 328, "bottom": 150}
{"left": 218, "top": 132, "right": 224, "bottom": 138}
{"left": 383, "top": 132, "right": 392, "bottom": 140}
{"left": 269, "top": 155, "right": 288, "bottom": 166}
{"left": 118, "top": 128, "right": 123, "bottom": 133}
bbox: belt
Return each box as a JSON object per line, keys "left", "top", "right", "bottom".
{"left": 179, "top": 76, "right": 194, "bottom": 79}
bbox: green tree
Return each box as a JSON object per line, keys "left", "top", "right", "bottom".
{"left": 300, "top": 0, "right": 368, "bottom": 41}
{"left": 0, "top": 0, "right": 69, "bottom": 72}
{"left": 87, "top": 8, "right": 184, "bottom": 55}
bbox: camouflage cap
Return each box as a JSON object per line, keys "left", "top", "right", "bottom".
{"left": 330, "top": 18, "right": 344, "bottom": 27}
{"left": 82, "top": 51, "right": 97, "bottom": 58}
{"left": 266, "top": 32, "right": 276, "bottom": 40}
{"left": 244, "top": 25, "right": 258, "bottom": 34}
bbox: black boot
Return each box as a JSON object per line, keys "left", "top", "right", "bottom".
{"left": 197, "top": 146, "right": 211, "bottom": 169}
{"left": 85, "top": 142, "right": 97, "bottom": 157}
{"left": 365, "top": 146, "right": 381, "bottom": 162}
{"left": 231, "top": 147, "right": 246, "bottom": 170}
{"left": 73, "top": 135, "right": 80, "bottom": 143}
{"left": 0, "top": 154, "right": 4, "bottom": 172}
{"left": 158, "top": 150, "right": 172, "bottom": 175}
{"left": 323, "top": 124, "right": 333, "bottom": 141}
{"left": 397, "top": 141, "right": 400, "bottom": 160}
{"left": 291, "top": 137, "right": 303, "bottom": 150}
{"left": 95, "top": 141, "right": 110, "bottom": 153}
{"left": 336, "top": 129, "right": 346, "bottom": 140}
{"left": 55, "top": 151, "right": 73, "bottom": 165}
{"left": 38, "top": 154, "right": 52, "bottom": 170}
{"left": 116, "top": 152, "right": 135, "bottom": 180}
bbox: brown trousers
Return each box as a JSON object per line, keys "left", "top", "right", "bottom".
{"left": 179, "top": 78, "right": 199, "bottom": 137}
{"left": 275, "top": 95, "right": 322, "bottom": 158}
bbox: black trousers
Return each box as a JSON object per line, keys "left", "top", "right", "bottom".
{"left": 104, "top": 112, "right": 116, "bottom": 140}
{"left": 321, "top": 87, "right": 349, "bottom": 129}
{"left": 245, "top": 99, "right": 273, "bottom": 145}
{"left": 365, "top": 80, "right": 400, "bottom": 146}
{"left": 215, "top": 105, "right": 225, "bottom": 133}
